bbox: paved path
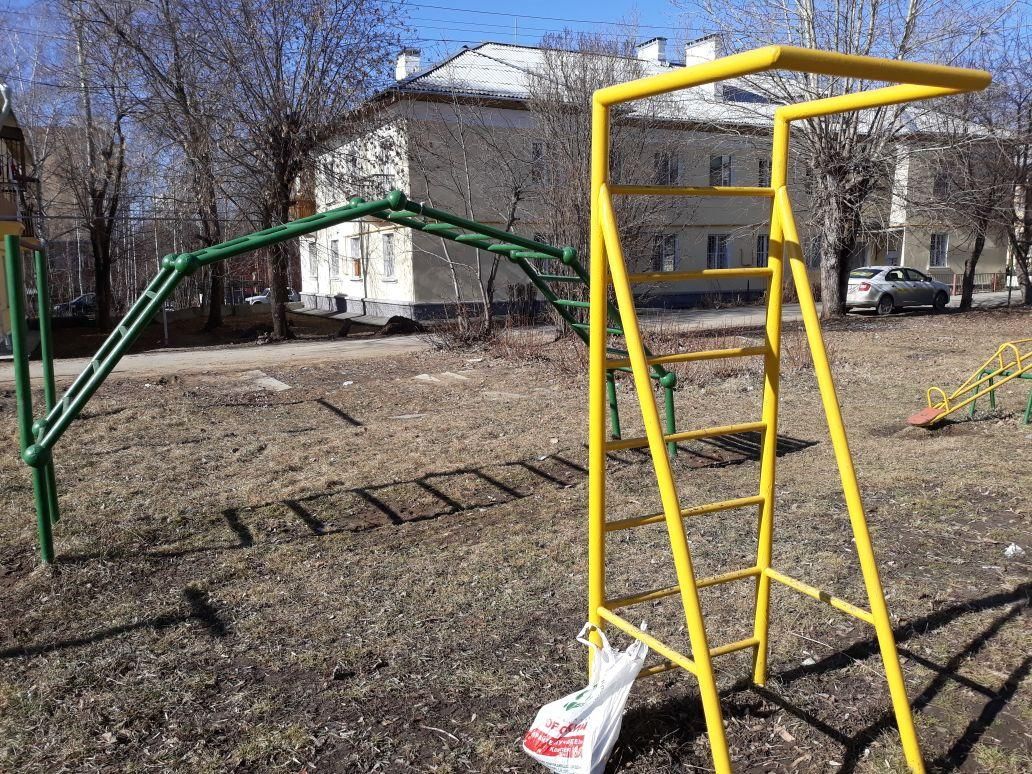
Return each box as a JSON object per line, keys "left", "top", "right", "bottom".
{"left": 637, "top": 289, "right": 1020, "bottom": 331}
{"left": 0, "top": 335, "right": 431, "bottom": 385}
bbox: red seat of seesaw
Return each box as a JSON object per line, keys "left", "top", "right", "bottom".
{"left": 907, "top": 406, "right": 946, "bottom": 427}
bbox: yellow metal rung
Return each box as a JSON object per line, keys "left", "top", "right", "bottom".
{"left": 626, "top": 267, "right": 774, "bottom": 283}
{"left": 606, "top": 345, "right": 768, "bottom": 370}
{"left": 605, "top": 566, "right": 761, "bottom": 610}
{"left": 709, "top": 635, "right": 761, "bottom": 658}
{"left": 606, "top": 495, "right": 765, "bottom": 532}
{"left": 605, "top": 420, "right": 766, "bottom": 452}
{"left": 637, "top": 660, "right": 681, "bottom": 679}
{"left": 596, "top": 607, "right": 697, "bottom": 675}
{"left": 608, "top": 184, "right": 775, "bottom": 198}
{"left": 765, "top": 568, "right": 874, "bottom": 624}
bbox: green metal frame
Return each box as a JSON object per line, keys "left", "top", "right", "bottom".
{"left": 5, "top": 189, "right": 679, "bottom": 564}
{"left": 969, "top": 368, "right": 1032, "bottom": 424}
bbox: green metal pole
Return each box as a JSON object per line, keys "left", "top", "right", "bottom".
{"left": 1023, "top": 387, "right": 1032, "bottom": 425}
{"left": 663, "top": 381, "right": 677, "bottom": 458}
{"left": 33, "top": 249, "right": 56, "bottom": 411}
{"left": 33, "top": 249, "right": 61, "bottom": 526}
{"left": 606, "top": 372, "right": 621, "bottom": 439}
{"left": 4, "top": 234, "right": 53, "bottom": 562}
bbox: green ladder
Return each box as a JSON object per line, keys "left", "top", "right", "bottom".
{"left": 6, "top": 189, "right": 678, "bottom": 564}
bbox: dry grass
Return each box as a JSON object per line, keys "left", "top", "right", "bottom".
{"left": 0, "top": 306, "right": 1029, "bottom": 773}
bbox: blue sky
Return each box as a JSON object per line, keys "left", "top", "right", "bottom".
{"left": 398, "top": 0, "right": 694, "bottom": 62}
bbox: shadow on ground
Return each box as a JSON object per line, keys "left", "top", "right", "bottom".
{"left": 615, "top": 582, "right": 1032, "bottom": 772}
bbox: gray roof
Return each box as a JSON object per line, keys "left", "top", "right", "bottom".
{"left": 390, "top": 42, "right": 777, "bottom": 126}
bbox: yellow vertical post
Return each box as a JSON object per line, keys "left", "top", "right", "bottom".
{"left": 777, "top": 188, "right": 925, "bottom": 773}
{"left": 599, "top": 189, "right": 732, "bottom": 774}
{"left": 751, "top": 116, "right": 790, "bottom": 685}
{"left": 587, "top": 96, "right": 610, "bottom": 667}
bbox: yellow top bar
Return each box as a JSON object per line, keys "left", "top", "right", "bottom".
{"left": 594, "top": 44, "right": 990, "bottom": 106}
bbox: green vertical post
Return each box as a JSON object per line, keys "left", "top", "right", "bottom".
{"left": 1023, "top": 385, "right": 1032, "bottom": 425}
{"left": 663, "top": 382, "right": 677, "bottom": 457}
{"left": 32, "top": 250, "right": 56, "bottom": 411}
{"left": 4, "top": 234, "right": 53, "bottom": 563}
{"left": 988, "top": 375, "right": 997, "bottom": 410}
{"left": 605, "top": 371, "right": 621, "bottom": 439}
{"left": 33, "top": 249, "right": 61, "bottom": 525}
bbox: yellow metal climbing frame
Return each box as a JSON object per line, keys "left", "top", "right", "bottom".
{"left": 587, "top": 46, "right": 990, "bottom": 773}
{"left": 909, "top": 339, "right": 1032, "bottom": 426}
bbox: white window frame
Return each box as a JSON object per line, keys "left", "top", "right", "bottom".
{"left": 531, "top": 140, "right": 549, "bottom": 184}
{"left": 706, "top": 234, "right": 730, "bottom": 269}
{"left": 347, "top": 235, "right": 363, "bottom": 279}
{"left": 652, "top": 234, "right": 677, "bottom": 272}
{"left": 758, "top": 157, "right": 771, "bottom": 188}
{"left": 381, "top": 232, "right": 396, "bottom": 280}
{"left": 929, "top": 232, "right": 949, "bottom": 267}
{"left": 654, "top": 151, "right": 678, "bottom": 185}
{"left": 709, "top": 154, "right": 732, "bottom": 187}
{"left": 755, "top": 234, "right": 769, "bottom": 267}
{"left": 329, "top": 239, "right": 340, "bottom": 278}
{"left": 307, "top": 241, "right": 318, "bottom": 278}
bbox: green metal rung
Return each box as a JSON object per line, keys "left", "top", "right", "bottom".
{"left": 487, "top": 244, "right": 521, "bottom": 255}
{"left": 554, "top": 299, "right": 591, "bottom": 309}
{"left": 454, "top": 234, "right": 495, "bottom": 248}
{"left": 422, "top": 223, "right": 462, "bottom": 237}
{"left": 572, "top": 322, "right": 624, "bottom": 336}
{"left": 117, "top": 325, "right": 128, "bottom": 337}
{"left": 512, "top": 250, "right": 553, "bottom": 260}
{"left": 607, "top": 347, "right": 629, "bottom": 355}
{"left": 537, "top": 273, "right": 581, "bottom": 282}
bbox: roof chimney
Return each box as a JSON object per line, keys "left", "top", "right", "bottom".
{"left": 395, "top": 48, "right": 421, "bottom": 81}
{"left": 636, "top": 37, "right": 667, "bottom": 65}
{"left": 684, "top": 35, "right": 723, "bottom": 67}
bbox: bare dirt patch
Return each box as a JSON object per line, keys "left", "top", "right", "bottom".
{"left": 0, "top": 308, "right": 1029, "bottom": 773}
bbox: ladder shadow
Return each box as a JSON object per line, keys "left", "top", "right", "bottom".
{"left": 613, "top": 581, "right": 1031, "bottom": 771}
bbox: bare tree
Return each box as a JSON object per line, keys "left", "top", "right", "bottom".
{"left": 196, "top": 0, "right": 402, "bottom": 338}
{"left": 52, "top": 4, "right": 132, "bottom": 330}
{"left": 680, "top": 0, "right": 1007, "bottom": 317}
{"left": 83, "top": 0, "right": 232, "bottom": 330}
{"left": 408, "top": 94, "right": 534, "bottom": 334}
{"left": 906, "top": 95, "right": 1012, "bottom": 310}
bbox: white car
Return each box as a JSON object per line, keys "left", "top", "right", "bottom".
{"left": 244, "top": 287, "right": 301, "bottom": 305}
{"left": 846, "top": 266, "right": 951, "bottom": 315}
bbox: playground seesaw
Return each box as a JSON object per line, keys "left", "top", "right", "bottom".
{"left": 908, "top": 338, "right": 1032, "bottom": 427}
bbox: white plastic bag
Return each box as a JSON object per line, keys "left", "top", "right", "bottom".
{"left": 523, "top": 622, "right": 648, "bottom": 774}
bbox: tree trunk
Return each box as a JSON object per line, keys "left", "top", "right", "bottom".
{"left": 268, "top": 185, "right": 293, "bottom": 339}
{"left": 91, "top": 229, "right": 113, "bottom": 330}
{"left": 959, "top": 229, "right": 986, "bottom": 311}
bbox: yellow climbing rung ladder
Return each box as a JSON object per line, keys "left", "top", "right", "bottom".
{"left": 587, "top": 47, "right": 991, "bottom": 774}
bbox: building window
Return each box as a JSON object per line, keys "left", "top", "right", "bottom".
{"left": 932, "top": 169, "right": 950, "bottom": 200}
{"left": 348, "top": 236, "right": 362, "bottom": 278}
{"left": 531, "top": 141, "right": 549, "bottom": 183}
{"left": 382, "top": 232, "right": 395, "bottom": 279}
{"left": 929, "top": 233, "right": 949, "bottom": 267}
{"left": 652, "top": 234, "right": 677, "bottom": 271}
{"left": 755, "top": 234, "right": 769, "bottom": 267}
{"left": 307, "top": 241, "right": 318, "bottom": 277}
{"left": 654, "top": 151, "right": 678, "bottom": 185}
{"left": 706, "top": 234, "right": 730, "bottom": 269}
{"left": 329, "top": 239, "right": 340, "bottom": 278}
{"left": 709, "top": 154, "right": 732, "bottom": 186}
{"left": 758, "top": 157, "right": 771, "bottom": 188}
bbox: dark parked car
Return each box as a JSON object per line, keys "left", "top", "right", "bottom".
{"left": 53, "top": 292, "right": 96, "bottom": 318}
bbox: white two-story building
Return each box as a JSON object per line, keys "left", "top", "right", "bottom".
{"left": 300, "top": 38, "right": 1008, "bottom": 319}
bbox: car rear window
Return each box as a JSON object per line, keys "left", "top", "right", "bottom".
{"left": 849, "top": 268, "right": 881, "bottom": 279}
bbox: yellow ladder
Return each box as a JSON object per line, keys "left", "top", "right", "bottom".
{"left": 587, "top": 47, "right": 990, "bottom": 774}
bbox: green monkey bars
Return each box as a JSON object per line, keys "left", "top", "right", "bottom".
{"left": 6, "top": 189, "right": 679, "bottom": 563}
